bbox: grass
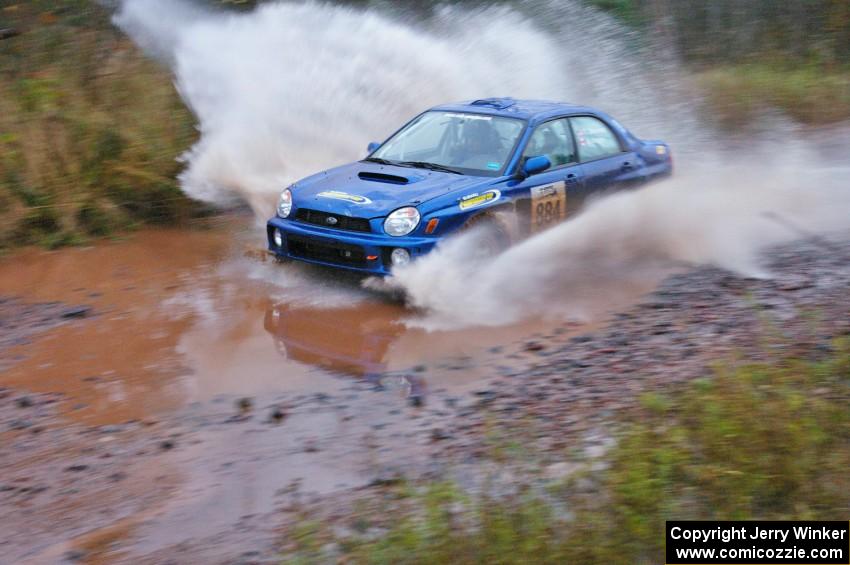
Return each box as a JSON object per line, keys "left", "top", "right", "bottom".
{"left": 697, "top": 63, "right": 850, "bottom": 127}
{"left": 0, "top": 0, "right": 201, "bottom": 250}
{"left": 289, "top": 340, "right": 850, "bottom": 564}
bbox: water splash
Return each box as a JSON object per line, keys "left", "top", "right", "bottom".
{"left": 115, "top": 0, "right": 850, "bottom": 330}
{"left": 114, "top": 0, "right": 694, "bottom": 215}
{"left": 376, "top": 158, "right": 850, "bottom": 330}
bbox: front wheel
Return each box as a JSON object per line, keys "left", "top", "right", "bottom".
{"left": 453, "top": 214, "right": 510, "bottom": 259}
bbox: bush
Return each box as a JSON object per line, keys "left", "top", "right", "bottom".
{"left": 0, "top": 0, "right": 200, "bottom": 249}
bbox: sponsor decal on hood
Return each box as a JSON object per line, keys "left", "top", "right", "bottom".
{"left": 316, "top": 190, "right": 372, "bottom": 204}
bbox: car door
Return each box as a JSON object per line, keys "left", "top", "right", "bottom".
{"left": 569, "top": 115, "right": 639, "bottom": 193}
{"left": 513, "top": 117, "right": 586, "bottom": 235}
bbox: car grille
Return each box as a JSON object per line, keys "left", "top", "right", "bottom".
{"left": 294, "top": 208, "right": 372, "bottom": 233}
{"left": 287, "top": 235, "right": 367, "bottom": 268}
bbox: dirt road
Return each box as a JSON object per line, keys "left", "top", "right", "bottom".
{"left": 1, "top": 220, "right": 848, "bottom": 563}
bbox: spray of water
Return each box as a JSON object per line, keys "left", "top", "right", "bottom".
{"left": 375, "top": 161, "right": 850, "bottom": 329}
{"left": 116, "top": 0, "right": 581, "bottom": 212}
{"left": 115, "top": 0, "right": 849, "bottom": 329}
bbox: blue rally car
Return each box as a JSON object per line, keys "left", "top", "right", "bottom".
{"left": 267, "top": 98, "right": 671, "bottom": 274}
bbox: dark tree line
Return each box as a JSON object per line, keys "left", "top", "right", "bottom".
{"left": 98, "top": 0, "right": 843, "bottom": 67}
{"left": 595, "top": 0, "right": 850, "bottom": 66}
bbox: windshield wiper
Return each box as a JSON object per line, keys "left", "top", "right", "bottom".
{"left": 397, "top": 161, "right": 462, "bottom": 174}
{"left": 363, "top": 157, "right": 396, "bottom": 165}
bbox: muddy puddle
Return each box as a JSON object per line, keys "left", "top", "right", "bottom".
{"left": 0, "top": 219, "right": 663, "bottom": 562}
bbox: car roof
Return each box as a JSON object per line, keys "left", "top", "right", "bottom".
{"left": 430, "top": 98, "right": 599, "bottom": 123}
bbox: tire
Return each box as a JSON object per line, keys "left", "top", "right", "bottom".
{"left": 455, "top": 214, "right": 510, "bottom": 259}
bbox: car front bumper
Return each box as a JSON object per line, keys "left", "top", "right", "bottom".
{"left": 266, "top": 217, "right": 439, "bottom": 276}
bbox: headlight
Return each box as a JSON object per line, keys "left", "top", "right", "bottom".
{"left": 383, "top": 206, "right": 420, "bottom": 237}
{"left": 390, "top": 248, "right": 411, "bottom": 267}
{"left": 277, "top": 188, "right": 293, "bottom": 218}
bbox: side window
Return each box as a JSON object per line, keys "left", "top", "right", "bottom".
{"left": 570, "top": 116, "right": 622, "bottom": 161}
{"left": 522, "top": 118, "right": 576, "bottom": 168}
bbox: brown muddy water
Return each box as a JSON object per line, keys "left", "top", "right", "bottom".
{"left": 0, "top": 219, "right": 661, "bottom": 562}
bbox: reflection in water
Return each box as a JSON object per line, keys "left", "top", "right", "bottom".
{"left": 263, "top": 301, "right": 433, "bottom": 403}
{"left": 263, "top": 302, "right": 402, "bottom": 378}
{"left": 0, "top": 224, "right": 655, "bottom": 425}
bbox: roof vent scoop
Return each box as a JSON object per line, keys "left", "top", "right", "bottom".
{"left": 470, "top": 97, "right": 516, "bottom": 110}
{"left": 358, "top": 171, "right": 410, "bottom": 185}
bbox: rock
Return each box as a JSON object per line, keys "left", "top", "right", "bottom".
{"left": 430, "top": 428, "right": 451, "bottom": 441}
{"left": 8, "top": 419, "right": 32, "bottom": 430}
{"left": 236, "top": 397, "right": 253, "bottom": 415}
{"left": 524, "top": 341, "right": 545, "bottom": 352}
{"left": 159, "top": 439, "right": 175, "bottom": 451}
{"left": 543, "top": 461, "right": 580, "bottom": 481}
{"left": 268, "top": 405, "right": 287, "bottom": 423}
{"left": 642, "top": 300, "right": 677, "bottom": 310}
{"left": 407, "top": 394, "right": 424, "bottom": 408}
{"left": 0, "top": 28, "right": 19, "bottom": 41}
{"left": 64, "top": 464, "right": 89, "bottom": 472}
{"left": 61, "top": 306, "right": 91, "bottom": 319}
{"left": 15, "top": 396, "right": 34, "bottom": 409}
{"left": 776, "top": 275, "right": 814, "bottom": 292}
{"left": 64, "top": 549, "right": 86, "bottom": 562}
{"left": 369, "top": 469, "right": 404, "bottom": 487}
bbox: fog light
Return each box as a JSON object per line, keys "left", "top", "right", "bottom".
{"left": 390, "top": 248, "right": 411, "bottom": 268}
{"left": 273, "top": 228, "right": 283, "bottom": 247}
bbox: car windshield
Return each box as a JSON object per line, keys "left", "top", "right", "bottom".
{"left": 370, "top": 111, "right": 525, "bottom": 176}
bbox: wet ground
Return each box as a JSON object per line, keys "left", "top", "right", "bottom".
{"left": 3, "top": 219, "right": 849, "bottom": 563}
{"left": 0, "top": 220, "right": 665, "bottom": 563}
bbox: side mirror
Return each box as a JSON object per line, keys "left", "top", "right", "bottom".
{"left": 523, "top": 155, "right": 551, "bottom": 177}
{"left": 367, "top": 141, "right": 381, "bottom": 154}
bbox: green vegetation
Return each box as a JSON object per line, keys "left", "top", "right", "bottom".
{"left": 586, "top": 0, "right": 644, "bottom": 25}
{"left": 698, "top": 64, "right": 850, "bottom": 127}
{"left": 291, "top": 341, "right": 850, "bottom": 564}
{"left": 588, "top": 0, "right": 850, "bottom": 66}
{"left": 589, "top": 0, "right": 850, "bottom": 127}
{"left": 0, "top": 0, "right": 200, "bottom": 250}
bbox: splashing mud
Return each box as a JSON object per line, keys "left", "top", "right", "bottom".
{"left": 114, "top": 0, "right": 849, "bottom": 330}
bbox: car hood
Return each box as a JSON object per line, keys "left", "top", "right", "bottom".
{"left": 291, "top": 162, "right": 487, "bottom": 217}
